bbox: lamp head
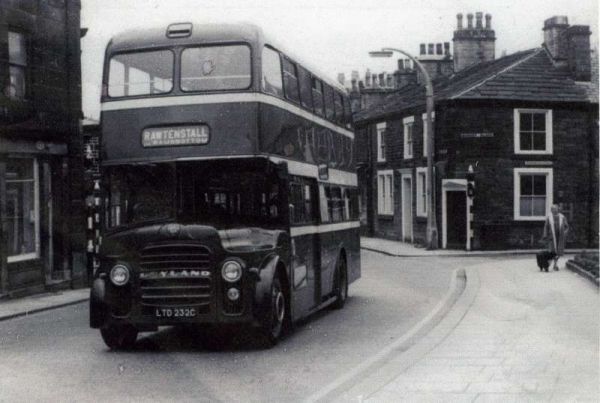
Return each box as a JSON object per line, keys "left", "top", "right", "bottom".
{"left": 368, "top": 50, "right": 393, "bottom": 58}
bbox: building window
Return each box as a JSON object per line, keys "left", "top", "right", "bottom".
{"left": 513, "top": 168, "right": 553, "bottom": 221}
{"left": 403, "top": 116, "right": 414, "bottom": 159}
{"left": 8, "top": 31, "right": 27, "bottom": 99}
{"left": 376, "top": 122, "right": 387, "bottom": 162}
{"left": 6, "top": 158, "right": 39, "bottom": 263}
{"left": 421, "top": 112, "right": 435, "bottom": 157}
{"left": 416, "top": 167, "right": 428, "bottom": 217}
{"left": 262, "top": 46, "right": 284, "bottom": 97}
{"left": 377, "top": 170, "right": 394, "bottom": 215}
{"left": 514, "top": 109, "right": 553, "bottom": 154}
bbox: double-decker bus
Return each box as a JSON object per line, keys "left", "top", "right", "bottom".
{"left": 89, "top": 23, "right": 360, "bottom": 349}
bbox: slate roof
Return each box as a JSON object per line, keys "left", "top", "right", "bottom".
{"left": 355, "top": 48, "right": 597, "bottom": 123}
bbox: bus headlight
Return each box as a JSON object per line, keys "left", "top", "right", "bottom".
{"left": 221, "top": 260, "right": 243, "bottom": 282}
{"left": 110, "top": 264, "right": 130, "bottom": 286}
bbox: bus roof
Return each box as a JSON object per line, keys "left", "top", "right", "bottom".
{"left": 106, "top": 22, "right": 347, "bottom": 94}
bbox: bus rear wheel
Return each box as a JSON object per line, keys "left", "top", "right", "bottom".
{"left": 100, "top": 324, "right": 138, "bottom": 350}
{"left": 332, "top": 256, "right": 348, "bottom": 310}
{"left": 257, "top": 276, "right": 286, "bottom": 347}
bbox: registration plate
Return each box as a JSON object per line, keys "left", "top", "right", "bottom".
{"left": 155, "top": 307, "right": 197, "bottom": 318}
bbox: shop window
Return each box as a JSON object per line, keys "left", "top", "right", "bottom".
{"left": 6, "top": 159, "right": 39, "bottom": 262}
{"left": 8, "top": 31, "right": 27, "bottom": 99}
{"left": 514, "top": 109, "right": 553, "bottom": 154}
{"left": 513, "top": 168, "right": 553, "bottom": 220}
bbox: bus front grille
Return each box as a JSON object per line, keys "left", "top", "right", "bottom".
{"left": 139, "top": 243, "right": 213, "bottom": 309}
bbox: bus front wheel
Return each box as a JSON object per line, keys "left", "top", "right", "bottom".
{"left": 332, "top": 256, "right": 348, "bottom": 310}
{"left": 100, "top": 324, "right": 138, "bottom": 350}
{"left": 257, "top": 275, "right": 286, "bottom": 347}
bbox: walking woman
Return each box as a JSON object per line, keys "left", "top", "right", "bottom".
{"left": 542, "top": 204, "right": 570, "bottom": 270}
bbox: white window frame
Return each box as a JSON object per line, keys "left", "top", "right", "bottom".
{"left": 513, "top": 167, "right": 553, "bottom": 221}
{"left": 376, "top": 122, "right": 387, "bottom": 162}
{"left": 422, "top": 111, "right": 435, "bottom": 157}
{"left": 513, "top": 108, "right": 553, "bottom": 155}
{"left": 416, "top": 167, "right": 428, "bottom": 217}
{"left": 7, "top": 158, "right": 40, "bottom": 263}
{"left": 377, "top": 170, "right": 394, "bottom": 216}
{"left": 403, "top": 116, "right": 414, "bottom": 159}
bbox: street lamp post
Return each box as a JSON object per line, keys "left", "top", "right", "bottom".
{"left": 369, "top": 48, "right": 438, "bottom": 249}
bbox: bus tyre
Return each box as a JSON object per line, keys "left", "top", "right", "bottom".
{"left": 332, "top": 256, "right": 348, "bottom": 310}
{"left": 100, "top": 324, "right": 138, "bottom": 350}
{"left": 258, "top": 276, "right": 286, "bottom": 347}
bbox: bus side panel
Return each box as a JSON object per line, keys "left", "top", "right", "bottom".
{"left": 290, "top": 233, "right": 319, "bottom": 320}
{"left": 101, "top": 102, "right": 259, "bottom": 163}
{"left": 259, "top": 103, "right": 354, "bottom": 171}
{"left": 318, "top": 227, "right": 360, "bottom": 299}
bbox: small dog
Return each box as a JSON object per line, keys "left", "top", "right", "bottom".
{"left": 536, "top": 251, "right": 556, "bottom": 272}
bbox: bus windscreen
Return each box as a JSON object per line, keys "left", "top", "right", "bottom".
{"left": 108, "top": 50, "right": 174, "bottom": 97}
{"left": 180, "top": 45, "right": 251, "bottom": 91}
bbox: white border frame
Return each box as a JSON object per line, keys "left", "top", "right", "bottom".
{"left": 7, "top": 158, "right": 40, "bottom": 263}
{"left": 376, "top": 122, "right": 387, "bottom": 162}
{"left": 403, "top": 116, "right": 415, "bottom": 160}
{"left": 513, "top": 167, "right": 553, "bottom": 221}
{"left": 442, "top": 179, "right": 470, "bottom": 250}
{"left": 415, "top": 167, "right": 428, "bottom": 218}
{"left": 401, "top": 173, "right": 413, "bottom": 242}
{"left": 513, "top": 108, "right": 553, "bottom": 155}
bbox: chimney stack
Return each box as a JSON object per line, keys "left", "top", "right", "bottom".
{"left": 475, "top": 12, "right": 483, "bottom": 28}
{"left": 457, "top": 13, "right": 463, "bottom": 29}
{"left": 453, "top": 11, "right": 496, "bottom": 72}
{"left": 543, "top": 16, "right": 569, "bottom": 63}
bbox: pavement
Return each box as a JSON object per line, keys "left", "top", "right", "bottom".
{"left": 330, "top": 257, "right": 599, "bottom": 402}
{"left": 0, "top": 288, "right": 89, "bottom": 322}
{"left": 361, "top": 236, "right": 593, "bottom": 257}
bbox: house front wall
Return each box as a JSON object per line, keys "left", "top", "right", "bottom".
{"left": 358, "top": 99, "right": 598, "bottom": 250}
{"left": 440, "top": 101, "right": 597, "bottom": 249}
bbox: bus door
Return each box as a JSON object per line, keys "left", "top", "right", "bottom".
{"left": 289, "top": 178, "right": 321, "bottom": 316}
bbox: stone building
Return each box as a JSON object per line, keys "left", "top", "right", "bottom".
{"left": 354, "top": 13, "right": 598, "bottom": 250}
{"left": 0, "top": 0, "right": 84, "bottom": 297}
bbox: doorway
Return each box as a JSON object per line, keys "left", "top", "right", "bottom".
{"left": 442, "top": 179, "right": 469, "bottom": 250}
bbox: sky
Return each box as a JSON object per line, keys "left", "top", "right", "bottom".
{"left": 81, "top": 0, "right": 599, "bottom": 120}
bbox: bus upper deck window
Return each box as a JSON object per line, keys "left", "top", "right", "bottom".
{"left": 108, "top": 50, "right": 174, "bottom": 97}
{"left": 181, "top": 45, "right": 251, "bottom": 92}
{"left": 262, "top": 46, "right": 284, "bottom": 97}
{"left": 323, "top": 84, "right": 335, "bottom": 122}
{"left": 312, "top": 78, "right": 324, "bottom": 116}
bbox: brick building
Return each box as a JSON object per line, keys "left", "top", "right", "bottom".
{"left": 355, "top": 14, "right": 598, "bottom": 250}
{"left": 0, "top": 0, "right": 84, "bottom": 297}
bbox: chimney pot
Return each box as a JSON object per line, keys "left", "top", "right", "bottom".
{"left": 543, "top": 16, "right": 570, "bottom": 61}
{"left": 467, "top": 13, "right": 474, "bottom": 28}
{"left": 485, "top": 13, "right": 492, "bottom": 29}
{"left": 457, "top": 13, "right": 463, "bottom": 29}
{"left": 476, "top": 12, "right": 483, "bottom": 29}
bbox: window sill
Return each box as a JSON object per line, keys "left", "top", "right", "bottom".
{"left": 513, "top": 216, "right": 546, "bottom": 222}
{"left": 7, "top": 252, "right": 40, "bottom": 263}
{"left": 514, "top": 150, "right": 553, "bottom": 155}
